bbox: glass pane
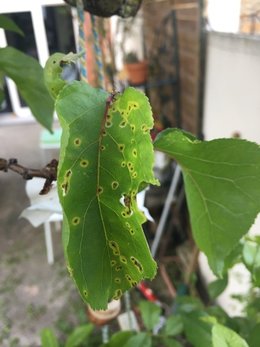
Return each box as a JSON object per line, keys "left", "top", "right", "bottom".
{"left": 0, "top": 81, "right": 12, "bottom": 114}
{"left": 43, "top": 5, "right": 76, "bottom": 54}
{"left": 4, "top": 12, "right": 38, "bottom": 109}
{"left": 5, "top": 12, "right": 38, "bottom": 60}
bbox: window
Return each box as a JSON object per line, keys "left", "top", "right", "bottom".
{"left": 0, "top": 0, "right": 77, "bottom": 120}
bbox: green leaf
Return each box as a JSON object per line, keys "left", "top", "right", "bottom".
{"left": 0, "top": 47, "right": 54, "bottom": 131}
{"left": 247, "top": 322, "right": 260, "bottom": 347}
{"left": 124, "top": 333, "right": 152, "bottom": 347}
{"left": 206, "top": 306, "right": 230, "bottom": 326}
{"left": 208, "top": 275, "right": 228, "bottom": 299}
{"left": 182, "top": 311, "right": 216, "bottom": 347}
{"left": 105, "top": 331, "right": 134, "bottom": 347}
{"left": 161, "top": 337, "right": 183, "bottom": 347}
{"left": 223, "top": 242, "right": 243, "bottom": 272}
{"left": 154, "top": 128, "right": 260, "bottom": 275}
{"left": 174, "top": 295, "right": 204, "bottom": 314}
{"left": 164, "top": 315, "right": 183, "bottom": 337}
{"left": 44, "top": 51, "right": 83, "bottom": 99}
{"left": 0, "top": 14, "right": 24, "bottom": 36}
{"left": 65, "top": 324, "right": 93, "bottom": 347}
{"left": 212, "top": 324, "right": 249, "bottom": 347}
{"left": 139, "top": 301, "right": 161, "bottom": 331}
{"left": 242, "top": 239, "right": 260, "bottom": 286}
{"left": 56, "top": 82, "right": 158, "bottom": 309}
{"left": 40, "top": 328, "right": 59, "bottom": 347}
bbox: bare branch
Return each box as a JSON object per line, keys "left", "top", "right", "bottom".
{"left": 0, "top": 158, "right": 58, "bottom": 195}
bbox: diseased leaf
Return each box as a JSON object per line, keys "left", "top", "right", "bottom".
{"left": 212, "top": 324, "right": 249, "bottom": 347}
{"left": 0, "top": 47, "right": 54, "bottom": 131}
{"left": 154, "top": 128, "right": 260, "bottom": 275}
{"left": 44, "top": 52, "right": 81, "bottom": 100}
{"left": 0, "top": 14, "right": 24, "bottom": 36}
{"left": 56, "top": 81, "right": 158, "bottom": 309}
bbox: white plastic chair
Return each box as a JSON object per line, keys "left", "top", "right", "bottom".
{"left": 21, "top": 178, "right": 63, "bottom": 265}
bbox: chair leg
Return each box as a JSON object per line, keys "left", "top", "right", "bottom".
{"left": 44, "top": 222, "right": 54, "bottom": 265}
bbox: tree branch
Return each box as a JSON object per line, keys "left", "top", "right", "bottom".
{"left": 0, "top": 158, "right": 58, "bottom": 195}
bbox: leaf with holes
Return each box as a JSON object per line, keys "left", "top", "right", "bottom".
{"left": 56, "top": 81, "right": 158, "bottom": 309}
{"left": 44, "top": 51, "right": 81, "bottom": 99}
{"left": 154, "top": 128, "right": 260, "bottom": 276}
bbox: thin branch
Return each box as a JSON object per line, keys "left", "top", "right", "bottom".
{"left": 0, "top": 158, "right": 58, "bottom": 195}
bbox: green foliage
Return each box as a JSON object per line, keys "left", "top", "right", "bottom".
{"left": 123, "top": 332, "right": 152, "bottom": 347}
{"left": 208, "top": 275, "right": 228, "bottom": 299}
{"left": 102, "top": 331, "right": 134, "bottom": 347}
{"left": 154, "top": 128, "right": 260, "bottom": 276}
{"left": 41, "top": 324, "right": 93, "bottom": 347}
{"left": 212, "top": 324, "right": 249, "bottom": 347}
{"left": 138, "top": 300, "right": 161, "bottom": 331}
{"left": 55, "top": 81, "right": 158, "bottom": 309}
{"left": 41, "top": 328, "right": 59, "bottom": 347}
{"left": 247, "top": 322, "right": 260, "bottom": 347}
{"left": 242, "top": 237, "right": 260, "bottom": 286}
{"left": 181, "top": 311, "right": 216, "bottom": 347}
{"left": 164, "top": 315, "right": 184, "bottom": 337}
{"left": 0, "top": 47, "right": 54, "bottom": 131}
{"left": 0, "top": 14, "right": 24, "bottom": 36}
{"left": 65, "top": 324, "right": 93, "bottom": 347}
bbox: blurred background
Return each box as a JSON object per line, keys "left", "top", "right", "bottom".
{"left": 1, "top": 0, "right": 260, "bottom": 346}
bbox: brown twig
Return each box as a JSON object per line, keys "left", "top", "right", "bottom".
{"left": 159, "top": 263, "right": 177, "bottom": 299}
{"left": 0, "top": 158, "right": 58, "bottom": 195}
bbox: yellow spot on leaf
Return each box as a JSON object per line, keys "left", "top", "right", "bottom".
{"left": 80, "top": 159, "right": 89, "bottom": 168}
{"left": 120, "top": 255, "right": 127, "bottom": 264}
{"left": 113, "top": 289, "right": 122, "bottom": 300}
{"left": 74, "top": 138, "right": 81, "bottom": 146}
{"left": 130, "top": 256, "right": 144, "bottom": 273}
{"left": 72, "top": 217, "right": 80, "bottom": 225}
{"left": 111, "top": 181, "right": 119, "bottom": 190}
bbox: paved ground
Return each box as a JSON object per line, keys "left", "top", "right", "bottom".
{"left": 0, "top": 121, "right": 85, "bottom": 347}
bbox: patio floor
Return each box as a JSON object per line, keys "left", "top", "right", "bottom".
{"left": 0, "top": 121, "right": 84, "bottom": 347}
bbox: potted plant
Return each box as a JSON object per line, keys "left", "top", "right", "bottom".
{"left": 123, "top": 51, "right": 148, "bottom": 85}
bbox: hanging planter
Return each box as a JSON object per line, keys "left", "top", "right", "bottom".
{"left": 64, "top": 0, "right": 143, "bottom": 18}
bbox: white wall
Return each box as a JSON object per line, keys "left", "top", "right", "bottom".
{"left": 203, "top": 32, "right": 260, "bottom": 143}
{"left": 201, "top": 32, "right": 260, "bottom": 316}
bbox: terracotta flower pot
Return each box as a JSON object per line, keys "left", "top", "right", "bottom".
{"left": 124, "top": 60, "right": 148, "bottom": 85}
